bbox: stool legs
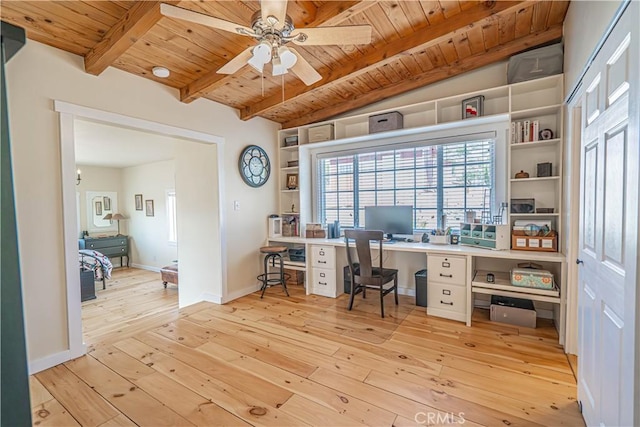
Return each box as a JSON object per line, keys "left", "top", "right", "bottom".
{"left": 259, "top": 252, "right": 289, "bottom": 298}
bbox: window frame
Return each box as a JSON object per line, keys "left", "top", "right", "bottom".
{"left": 308, "top": 120, "right": 509, "bottom": 231}
{"left": 166, "top": 189, "right": 177, "bottom": 245}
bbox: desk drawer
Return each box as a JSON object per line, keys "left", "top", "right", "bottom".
{"left": 310, "top": 268, "right": 337, "bottom": 297}
{"left": 428, "top": 282, "right": 466, "bottom": 313}
{"left": 310, "top": 245, "right": 335, "bottom": 269}
{"left": 427, "top": 255, "right": 466, "bottom": 285}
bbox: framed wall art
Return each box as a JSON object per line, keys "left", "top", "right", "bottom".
{"left": 135, "top": 194, "right": 143, "bottom": 211}
{"left": 462, "top": 95, "right": 484, "bottom": 119}
{"left": 145, "top": 199, "right": 154, "bottom": 217}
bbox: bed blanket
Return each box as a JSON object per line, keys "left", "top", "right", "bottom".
{"left": 79, "top": 249, "right": 113, "bottom": 280}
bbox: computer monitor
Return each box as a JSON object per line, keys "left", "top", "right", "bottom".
{"left": 364, "top": 206, "right": 414, "bottom": 240}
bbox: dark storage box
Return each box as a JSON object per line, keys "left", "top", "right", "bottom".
{"left": 288, "top": 248, "right": 305, "bottom": 262}
{"left": 507, "top": 43, "right": 563, "bottom": 84}
{"left": 369, "top": 111, "right": 403, "bottom": 133}
{"left": 490, "top": 295, "right": 536, "bottom": 328}
{"left": 415, "top": 269, "right": 427, "bottom": 307}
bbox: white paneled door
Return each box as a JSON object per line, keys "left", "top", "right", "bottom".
{"left": 577, "top": 3, "right": 639, "bottom": 426}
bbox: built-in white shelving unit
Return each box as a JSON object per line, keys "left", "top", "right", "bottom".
{"left": 277, "top": 74, "right": 564, "bottom": 245}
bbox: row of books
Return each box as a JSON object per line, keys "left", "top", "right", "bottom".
{"left": 511, "top": 120, "right": 540, "bottom": 143}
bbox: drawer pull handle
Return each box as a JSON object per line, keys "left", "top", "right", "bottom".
{"left": 439, "top": 273, "right": 453, "bottom": 278}
{"left": 319, "top": 282, "right": 327, "bottom": 286}
{"left": 318, "top": 260, "right": 327, "bottom": 264}
{"left": 442, "top": 289, "right": 451, "bottom": 295}
{"left": 474, "top": 240, "right": 480, "bottom": 245}
{"left": 440, "top": 300, "right": 454, "bottom": 305}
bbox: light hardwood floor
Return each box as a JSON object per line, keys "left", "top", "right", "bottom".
{"left": 30, "top": 268, "right": 583, "bottom": 426}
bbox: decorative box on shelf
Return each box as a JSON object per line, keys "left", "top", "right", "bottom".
{"left": 305, "top": 223, "right": 326, "bottom": 238}
{"left": 511, "top": 230, "right": 558, "bottom": 252}
{"left": 308, "top": 124, "right": 334, "bottom": 142}
{"left": 369, "top": 111, "right": 403, "bottom": 133}
{"left": 511, "top": 264, "right": 555, "bottom": 289}
{"left": 459, "top": 223, "right": 510, "bottom": 250}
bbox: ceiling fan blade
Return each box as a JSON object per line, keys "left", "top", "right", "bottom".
{"left": 161, "top": 4, "right": 252, "bottom": 35}
{"left": 261, "top": 0, "right": 288, "bottom": 27}
{"left": 217, "top": 47, "right": 254, "bottom": 74}
{"left": 292, "top": 25, "right": 372, "bottom": 46}
{"left": 288, "top": 48, "right": 322, "bottom": 86}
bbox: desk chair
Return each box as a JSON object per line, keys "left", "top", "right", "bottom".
{"left": 344, "top": 229, "right": 398, "bottom": 318}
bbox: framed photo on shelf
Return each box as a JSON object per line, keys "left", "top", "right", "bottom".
{"left": 286, "top": 173, "right": 298, "bottom": 190}
{"left": 462, "top": 95, "right": 484, "bottom": 119}
{"left": 135, "top": 194, "right": 143, "bottom": 211}
{"left": 145, "top": 200, "right": 154, "bottom": 217}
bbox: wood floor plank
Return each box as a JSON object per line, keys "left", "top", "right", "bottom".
{"left": 97, "top": 414, "right": 137, "bottom": 426}
{"left": 113, "top": 337, "right": 308, "bottom": 426}
{"left": 195, "top": 341, "right": 397, "bottom": 426}
{"left": 183, "top": 316, "right": 372, "bottom": 381}
{"left": 278, "top": 394, "right": 367, "bottom": 427}
{"left": 31, "top": 399, "right": 82, "bottom": 426}
{"left": 134, "top": 331, "right": 295, "bottom": 408}
{"left": 369, "top": 369, "right": 541, "bottom": 426}
{"left": 35, "top": 364, "right": 118, "bottom": 427}
{"left": 134, "top": 372, "right": 251, "bottom": 427}
{"left": 153, "top": 319, "right": 318, "bottom": 377}
{"left": 29, "top": 376, "right": 54, "bottom": 407}
{"left": 30, "top": 268, "right": 582, "bottom": 427}
{"left": 64, "top": 355, "right": 194, "bottom": 426}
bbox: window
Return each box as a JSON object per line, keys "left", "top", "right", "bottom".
{"left": 317, "top": 139, "right": 495, "bottom": 231}
{"left": 167, "top": 190, "right": 177, "bottom": 243}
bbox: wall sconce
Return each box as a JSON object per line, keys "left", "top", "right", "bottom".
{"left": 76, "top": 169, "right": 81, "bottom": 185}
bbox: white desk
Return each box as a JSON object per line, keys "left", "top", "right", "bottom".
{"left": 268, "top": 236, "right": 567, "bottom": 345}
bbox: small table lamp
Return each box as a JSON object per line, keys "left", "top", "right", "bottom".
{"left": 104, "top": 213, "right": 127, "bottom": 235}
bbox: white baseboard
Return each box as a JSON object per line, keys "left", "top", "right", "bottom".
{"left": 223, "top": 284, "right": 262, "bottom": 303}
{"left": 130, "top": 263, "right": 161, "bottom": 273}
{"left": 201, "top": 292, "right": 223, "bottom": 304}
{"left": 29, "top": 344, "right": 86, "bottom": 374}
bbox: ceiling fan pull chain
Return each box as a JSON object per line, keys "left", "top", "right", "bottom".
{"left": 261, "top": 71, "right": 265, "bottom": 97}
{"left": 281, "top": 74, "right": 285, "bottom": 104}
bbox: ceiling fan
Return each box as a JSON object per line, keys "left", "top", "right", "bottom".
{"left": 160, "top": 1, "right": 372, "bottom": 86}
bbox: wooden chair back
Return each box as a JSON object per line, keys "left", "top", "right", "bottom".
{"left": 344, "top": 229, "right": 384, "bottom": 282}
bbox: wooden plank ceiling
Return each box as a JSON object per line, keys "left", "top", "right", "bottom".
{"left": 1, "top": 1, "right": 569, "bottom": 128}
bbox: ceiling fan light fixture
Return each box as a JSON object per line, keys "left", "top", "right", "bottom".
{"left": 273, "top": 46, "right": 296, "bottom": 76}
{"left": 248, "top": 41, "right": 272, "bottom": 72}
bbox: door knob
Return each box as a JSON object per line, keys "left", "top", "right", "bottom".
{"left": 576, "top": 259, "right": 584, "bottom": 265}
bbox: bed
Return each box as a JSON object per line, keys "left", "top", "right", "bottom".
{"left": 79, "top": 249, "right": 113, "bottom": 292}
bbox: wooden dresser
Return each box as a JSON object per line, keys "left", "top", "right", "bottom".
{"left": 80, "top": 235, "right": 129, "bottom": 267}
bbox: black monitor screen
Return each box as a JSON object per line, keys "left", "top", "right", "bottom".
{"left": 364, "top": 206, "right": 413, "bottom": 238}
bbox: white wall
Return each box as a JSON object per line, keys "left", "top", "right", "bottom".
{"left": 563, "top": 0, "right": 623, "bottom": 96}
{"left": 75, "top": 165, "right": 122, "bottom": 234}
{"left": 122, "top": 160, "right": 177, "bottom": 270}
{"left": 6, "top": 40, "right": 279, "bottom": 365}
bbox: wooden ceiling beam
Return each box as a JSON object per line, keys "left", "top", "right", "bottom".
{"left": 241, "top": 0, "right": 526, "bottom": 121}
{"left": 179, "top": 1, "right": 375, "bottom": 104}
{"left": 280, "top": 25, "right": 563, "bottom": 128}
{"left": 84, "top": 1, "right": 179, "bottom": 75}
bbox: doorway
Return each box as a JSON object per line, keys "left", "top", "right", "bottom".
{"left": 56, "top": 101, "right": 226, "bottom": 361}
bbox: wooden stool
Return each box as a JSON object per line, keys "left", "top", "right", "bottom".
{"left": 257, "top": 246, "right": 290, "bottom": 298}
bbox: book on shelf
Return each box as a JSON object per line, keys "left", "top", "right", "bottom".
{"left": 511, "top": 120, "right": 541, "bottom": 143}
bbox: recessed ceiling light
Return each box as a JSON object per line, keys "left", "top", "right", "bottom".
{"left": 152, "top": 66, "right": 170, "bottom": 78}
